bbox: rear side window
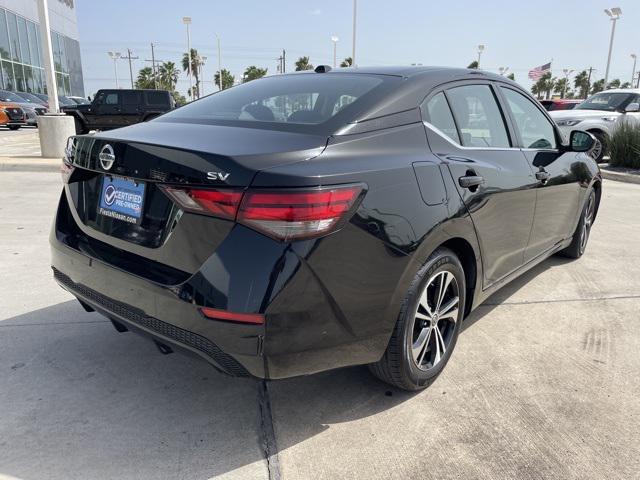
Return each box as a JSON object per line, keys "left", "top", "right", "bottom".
{"left": 146, "top": 91, "right": 168, "bottom": 106}
{"left": 121, "top": 91, "right": 141, "bottom": 105}
{"left": 446, "top": 85, "right": 510, "bottom": 148}
{"left": 424, "top": 92, "right": 460, "bottom": 144}
{"left": 162, "top": 74, "right": 384, "bottom": 127}
{"left": 501, "top": 87, "right": 556, "bottom": 149}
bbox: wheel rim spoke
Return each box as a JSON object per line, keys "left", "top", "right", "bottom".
{"left": 419, "top": 288, "right": 434, "bottom": 317}
{"left": 435, "top": 271, "right": 453, "bottom": 312}
{"left": 412, "top": 327, "right": 432, "bottom": 364}
{"left": 433, "top": 325, "right": 446, "bottom": 365}
{"left": 438, "top": 296, "right": 459, "bottom": 321}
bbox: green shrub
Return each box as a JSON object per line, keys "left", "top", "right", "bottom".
{"left": 608, "top": 121, "right": 640, "bottom": 169}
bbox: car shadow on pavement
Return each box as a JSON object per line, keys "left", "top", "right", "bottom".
{"left": 0, "top": 256, "right": 568, "bottom": 479}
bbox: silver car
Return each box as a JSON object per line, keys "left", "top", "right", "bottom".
{"left": 550, "top": 89, "right": 640, "bottom": 162}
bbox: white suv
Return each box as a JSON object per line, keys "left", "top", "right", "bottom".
{"left": 549, "top": 89, "right": 640, "bottom": 162}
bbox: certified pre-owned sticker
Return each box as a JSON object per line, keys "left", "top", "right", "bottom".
{"left": 98, "top": 176, "right": 145, "bottom": 224}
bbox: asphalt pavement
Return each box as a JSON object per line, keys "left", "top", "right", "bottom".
{"left": 1, "top": 134, "right": 639, "bottom": 479}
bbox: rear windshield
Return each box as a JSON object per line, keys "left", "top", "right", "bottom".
{"left": 0, "top": 90, "right": 26, "bottom": 103}
{"left": 159, "top": 73, "right": 391, "bottom": 133}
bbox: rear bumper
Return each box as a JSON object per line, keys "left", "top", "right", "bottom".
{"left": 50, "top": 188, "right": 395, "bottom": 379}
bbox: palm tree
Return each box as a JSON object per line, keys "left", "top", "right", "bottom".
{"left": 506, "top": 73, "right": 515, "bottom": 81}
{"left": 607, "top": 78, "right": 621, "bottom": 89}
{"left": 531, "top": 72, "right": 555, "bottom": 99}
{"left": 573, "top": 70, "right": 590, "bottom": 99}
{"left": 340, "top": 57, "right": 353, "bottom": 68}
{"left": 182, "top": 48, "right": 202, "bottom": 98}
{"left": 467, "top": 60, "right": 479, "bottom": 69}
{"left": 135, "top": 67, "right": 156, "bottom": 89}
{"left": 554, "top": 78, "right": 570, "bottom": 99}
{"left": 620, "top": 82, "right": 632, "bottom": 89}
{"left": 295, "top": 56, "right": 313, "bottom": 71}
{"left": 243, "top": 66, "right": 268, "bottom": 82}
{"left": 591, "top": 79, "right": 605, "bottom": 94}
{"left": 214, "top": 69, "right": 235, "bottom": 90}
{"left": 158, "top": 62, "right": 180, "bottom": 91}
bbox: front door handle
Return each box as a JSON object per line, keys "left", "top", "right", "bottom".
{"left": 535, "top": 170, "right": 551, "bottom": 184}
{"left": 459, "top": 175, "right": 484, "bottom": 189}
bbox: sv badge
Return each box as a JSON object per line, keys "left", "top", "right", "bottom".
{"left": 207, "top": 171, "right": 230, "bottom": 181}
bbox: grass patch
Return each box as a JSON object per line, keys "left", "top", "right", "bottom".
{"left": 608, "top": 121, "right": 640, "bottom": 169}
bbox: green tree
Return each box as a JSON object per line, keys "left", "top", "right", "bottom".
{"left": 340, "top": 57, "right": 353, "bottom": 67}
{"left": 295, "top": 56, "right": 313, "bottom": 71}
{"left": 135, "top": 67, "right": 156, "bottom": 89}
{"left": 467, "top": 60, "right": 479, "bottom": 69}
{"left": 531, "top": 72, "right": 556, "bottom": 99}
{"left": 243, "top": 65, "right": 268, "bottom": 82}
{"left": 507, "top": 73, "right": 515, "bottom": 81}
{"left": 171, "top": 91, "right": 187, "bottom": 106}
{"left": 607, "top": 78, "right": 621, "bottom": 89}
{"left": 591, "top": 79, "right": 605, "bottom": 94}
{"left": 573, "top": 70, "right": 590, "bottom": 98}
{"left": 620, "top": 82, "right": 632, "bottom": 89}
{"left": 158, "top": 61, "right": 180, "bottom": 91}
{"left": 214, "top": 69, "right": 235, "bottom": 90}
{"left": 182, "top": 48, "right": 203, "bottom": 98}
{"left": 554, "top": 78, "right": 571, "bottom": 99}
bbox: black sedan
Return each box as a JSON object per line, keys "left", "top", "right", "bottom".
{"left": 51, "top": 66, "right": 601, "bottom": 390}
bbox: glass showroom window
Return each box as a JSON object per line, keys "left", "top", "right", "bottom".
{"left": 0, "top": 7, "right": 72, "bottom": 94}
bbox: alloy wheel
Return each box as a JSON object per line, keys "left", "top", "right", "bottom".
{"left": 579, "top": 193, "right": 595, "bottom": 254}
{"left": 411, "top": 270, "right": 460, "bottom": 371}
{"left": 589, "top": 138, "right": 602, "bottom": 161}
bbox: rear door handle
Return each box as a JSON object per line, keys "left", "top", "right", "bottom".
{"left": 535, "top": 170, "right": 551, "bottom": 183}
{"left": 458, "top": 175, "right": 484, "bottom": 189}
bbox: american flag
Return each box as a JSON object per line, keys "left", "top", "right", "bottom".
{"left": 528, "top": 62, "right": 551, "bottom": 81}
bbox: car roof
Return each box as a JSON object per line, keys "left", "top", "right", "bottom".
{"left": 598, "top": 88, "right": 640, "bottom": 94}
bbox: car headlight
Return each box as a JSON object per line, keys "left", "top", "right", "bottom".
{"left": 556, "top": 119, "right": 582, "bottom": 126}
{"left": 601, "top": 116, "right": 618, "bottom": 122}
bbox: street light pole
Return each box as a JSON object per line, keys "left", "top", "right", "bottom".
{"left": 331, "top": 36, "right": 339, "bottom": 68}
{"left": 631, "top": 54, "right": 637, "bottom": 86}
{"left": 200, "top": 56, "right": 207, "bottom": 95}
{"left": 214, "top": 34, "right": 222, "bottom": 91}
{"left": 108, "top": 51, "right": 121, "bottom": 89}
{"left": 183, "top": 17, "right": 193, "bottom": 99}
{"left": 477, "top": 44, "right": 485, "bottom": 68}
{"left": 603, "top": 7, "right": 622, "bottom": 88}
{"left": 351, "top": 0, "right": 357, "bottom": 67}
{"left": 121, "top": 48, "right": 139, "bottom": 89}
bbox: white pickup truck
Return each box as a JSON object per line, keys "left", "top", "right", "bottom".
{"left": 550, "top": 89, "right": 640, "bottom": 162}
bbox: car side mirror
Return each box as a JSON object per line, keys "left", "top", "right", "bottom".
{"left": 625, "top": 102, "right": 640, "bottom": 113}
{"left": 569, "top": 130, "right": 595, "bottom": 153}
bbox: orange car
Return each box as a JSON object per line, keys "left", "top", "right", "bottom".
{"left": 0, "top": 102, "right": 27, "bottom": 130}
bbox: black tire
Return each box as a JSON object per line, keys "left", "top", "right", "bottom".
{"left": 589, "top": 131, "right": 607, "bottom": 163}
{"left": 74, "top": 117, "right": 87, "bottom": 135}
{"left": 7, "top": 125, "right": 20, "bottom": 130}
{"left": 559, "top": 189, "right": 596, "bottom": 259}
{"left": 369, "top": 247, "right": 466, "bottom": 391}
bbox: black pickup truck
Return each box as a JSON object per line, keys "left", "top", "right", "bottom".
{"left": 62, "top": 89, "right": 175, "bottom": 134}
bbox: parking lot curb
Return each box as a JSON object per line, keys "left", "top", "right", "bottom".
{"left": 0, "top": 157, "right": 60, "bottom": 173}
{"left": 600, "top": 165, "right": 640, "bottom": 185}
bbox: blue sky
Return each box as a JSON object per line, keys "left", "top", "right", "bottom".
{"left": 76, "top": 0, "right": 640, "bottom": 97}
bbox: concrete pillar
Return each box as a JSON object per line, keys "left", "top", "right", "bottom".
{"left": 37, "top": 114, "right": 75, "bottom": 158}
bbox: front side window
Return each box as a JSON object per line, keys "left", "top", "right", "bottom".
{"left": 95, "top": 92, "right": 118, "bottom": 105}
{"left": 424, "top": 92, "right": 460, "bottom": 144}
{"left": 446, "top": 85, "right": 510, "bottom": 148}
{"left": 501, "top": 87, "right": 556, "bottom": 149}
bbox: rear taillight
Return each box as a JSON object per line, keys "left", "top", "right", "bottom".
{"left": 238, "top": 186, "right": 363, "bottom": 241}
{"left": 160, "top": 186, "right": 242, "bottom": 220}
{"left": 160, "top": 184, "right": 364, "bottom": 241}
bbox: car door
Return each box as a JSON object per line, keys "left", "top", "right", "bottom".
{"left": 497, "top": 85, "right": 582, "bottom": 262}
{"left": 88, "top": 91, "right": 120, "bottom": 128}
{"left": 120, "top": 90, "right": 142, "bottom": 125}
{"left": 422, "top": 82, "right": 538, "bottom": 287}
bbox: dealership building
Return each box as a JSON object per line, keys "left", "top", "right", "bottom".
{"left": 0, "top": 0, "right": 84, "bottom": 97}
